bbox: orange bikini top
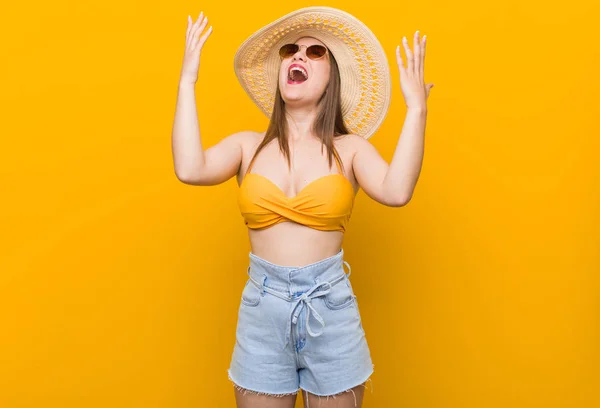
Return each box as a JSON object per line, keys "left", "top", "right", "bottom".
{"left": 238, "top": 155, "right": 355, "bottom": 232}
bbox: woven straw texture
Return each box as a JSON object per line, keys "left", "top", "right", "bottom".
{"left": 233, "top": 6, "right": 391, "bottom": 139}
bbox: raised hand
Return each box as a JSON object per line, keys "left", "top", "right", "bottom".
{"left": 180, "top": 11, "right": 213, "bottom": 85}
{"left": 396, "top": 31, "right": 434, "bottom": 110}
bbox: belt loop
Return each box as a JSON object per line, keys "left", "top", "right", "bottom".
{"left": 248, "top": 266, "right": 266, "bottom": 296}
{"left": 343, "top": 261, "right": 351, "bottom": 278}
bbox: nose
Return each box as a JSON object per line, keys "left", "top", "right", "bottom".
{"left": 292, "top": 47, "right": 307, "bottom": 62}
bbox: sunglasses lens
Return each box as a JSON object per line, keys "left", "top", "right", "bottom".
{"left": 307, "top": 45, "right": 327, "bottom": 59}
{"left": 279, "top": 44, "right": 328, "bottom": 60}
{"left": 279, "top": 44, "right": 299, "bottom": 58}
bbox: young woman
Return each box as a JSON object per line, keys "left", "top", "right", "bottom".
{"left": 172, "top": 6, "right": 433, "bottom": 408}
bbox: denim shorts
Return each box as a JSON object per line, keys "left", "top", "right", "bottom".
{"left": 227, "top": 249, "right": 374, "bottom": 399}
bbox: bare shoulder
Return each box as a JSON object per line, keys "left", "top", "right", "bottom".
{"left": 219, "top": 129, "right": 264, "bottom": 159}
{"left": 234, "top": 130, "right": 266, "bottom": 179}
{"left": 236, "top": 130, "right": 265, "bottom": 152}
{"left": 335, "top": 133, "right": 374, "bottom": 157}
{"left": 221, "top": 129, "right": 262, "bottom": 147}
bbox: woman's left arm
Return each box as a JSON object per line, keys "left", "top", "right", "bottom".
{"left": 353, "top": 31, "right": 434, "bottom": 207}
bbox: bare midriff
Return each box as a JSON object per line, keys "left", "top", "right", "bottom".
{"left": 248, "top": 222, "right": 344, "bottom": 267}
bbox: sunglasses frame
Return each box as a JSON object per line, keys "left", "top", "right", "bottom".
{"left": 278, "top": 43, "right": 329, "bottom": 60}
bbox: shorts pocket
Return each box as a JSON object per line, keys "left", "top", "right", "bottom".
{"left": 241, "top": 279, "right": 261, "bottom": 307}
{"left": 324, "top": 279, "right": 355, "bottom": 310}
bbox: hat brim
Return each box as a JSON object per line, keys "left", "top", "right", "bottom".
{"left": 234, "top": 6, "right": 391, "bottom": 139}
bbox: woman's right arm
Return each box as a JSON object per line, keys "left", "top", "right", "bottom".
{"left": 172, "top": 12, "right": 245, "bottom": 186}
{"left": 172, "top": 81, "right": 249, "bottom": 186}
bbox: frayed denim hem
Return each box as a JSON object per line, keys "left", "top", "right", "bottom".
{"left": 227, "top": 370, "right": 300, "bottom": 398}
{"left": 300, "top": 364, "right": 375, "bottom": 408}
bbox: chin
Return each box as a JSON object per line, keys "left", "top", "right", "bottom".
{"left": 281, "top": 89, "right": 305, "bottom": 103}
{"left": 280, "top": 86, "right": 323, "bottom": 107}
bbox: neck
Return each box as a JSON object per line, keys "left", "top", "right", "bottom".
{"left": 284, "top": 104, "right": 320, "bottom": 141}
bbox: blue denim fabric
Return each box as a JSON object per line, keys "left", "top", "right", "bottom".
{"left": 227, "top": 249, "right": 373, "bottom": 397}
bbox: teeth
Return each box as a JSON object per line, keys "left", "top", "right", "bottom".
{"left": 289, "top": 66, "right": 308, "bottom": 80}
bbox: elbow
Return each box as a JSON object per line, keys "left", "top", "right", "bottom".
{"left": 175, "top": 172, "right": 194, "bottom": 185}
{"left": 174, "top": 167, "right": 203, "bottom": 185}
{"left": 385, "top": 192, "right": 411, "bottom": 207}
{"left": 387, "top": 199, "right": 408, "bottom": 208}
{"left": 380, "top": 182, "right": 412, "bottom": 207}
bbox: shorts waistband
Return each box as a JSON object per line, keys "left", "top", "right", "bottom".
{"left": 248, "top": 249, "right": 351, "bottom": 290}
{"left": 246, "top": 249, "right": 352, "bottom": 345}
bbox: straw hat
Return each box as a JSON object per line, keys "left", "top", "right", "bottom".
{"left": 233, "top": 6, "right": 391, "bottom": 139}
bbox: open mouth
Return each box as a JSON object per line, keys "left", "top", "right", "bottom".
{"left": 287, "top": 64, "right": 308, "bottom": 84}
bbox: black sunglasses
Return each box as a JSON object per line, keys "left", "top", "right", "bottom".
{"left": 279, "top": 43, "right": 328, "bottom": 60}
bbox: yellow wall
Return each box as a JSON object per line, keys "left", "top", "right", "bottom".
{"left": 1, "top": 0, "right": 598, "bottom": 407}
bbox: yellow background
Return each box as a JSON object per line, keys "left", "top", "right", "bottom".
{"left": 1, "top": 0, "right": 598, "bottom": 407}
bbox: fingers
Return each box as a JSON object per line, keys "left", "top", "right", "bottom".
{"left": 426, "top": 83, "right": 434, "bottom": 95}
{"left": 401, "top": 36, "right": 413, "bottom": 75}
{"left": 413, "top": 31, "right": 420, "bottom": 79}
{"left": 421, "top": 34, "right": 427, "bottom": 79}
{"left": 396, "top": 44, "right": 402, "bottom": 67}
{"left": 196, "top": 25, "right": 213, "bottom": 50}
{"left": 186, "top": 15, "right": 192, "bottom": 43}
{"left": 399, "top": 31, "right": 428, "bottom": 81}
{"left": 186, "top": 12, "right": 209, "bottom": 49}
{"left": 396, "top": 45, "right": 407, "bottom": 81}
{"left": 191, "top": 14, "right": 210, "bottom": 51}
{"left": 186, "top": 11, "right": 203, "bottom": 48}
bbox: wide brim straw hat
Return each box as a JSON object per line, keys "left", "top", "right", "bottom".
{"left": 233, "top": 6, "right": 391, "bottom": 139}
